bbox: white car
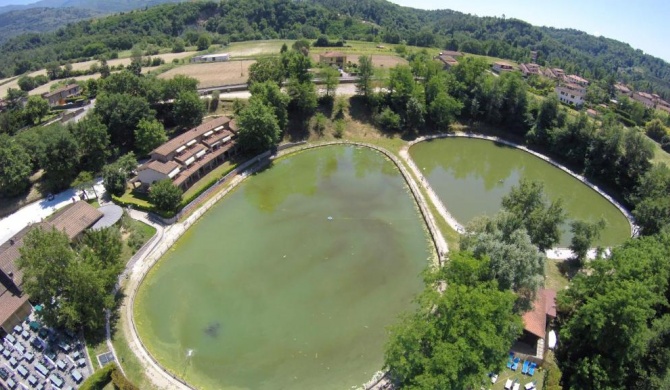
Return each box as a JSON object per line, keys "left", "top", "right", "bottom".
{"left": 491, "top": 373, "right": 499, "bottom": 383}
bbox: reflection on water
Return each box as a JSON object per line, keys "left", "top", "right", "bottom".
{"left": 411, "top": 137, "right": 630, "bottom": 246}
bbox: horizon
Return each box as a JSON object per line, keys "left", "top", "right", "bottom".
{"left": 388, "top": 0, "right": 670, "bottom": 63}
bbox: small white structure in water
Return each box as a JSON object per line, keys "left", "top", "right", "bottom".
{"left": 191, "top": 53, "right": 230, "bottom": 63}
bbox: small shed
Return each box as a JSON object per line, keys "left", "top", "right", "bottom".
{"left": 191, "top": 53, "right": 230, "bottom": 63}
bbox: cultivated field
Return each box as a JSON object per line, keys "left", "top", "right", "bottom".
{"left": 0, "top": 69, "right": 47, "bottom": 97}
{"left": 30, "top": 74, "right": 101, "bottom": 96}
{"left": 68, "top": 51, "right": 196, "bottom": 72}
{"left": 216, "top": 40, "right": 293, "bottom": 58}
{"left": 158, "top": 60, "right": 256, "bottom": 88}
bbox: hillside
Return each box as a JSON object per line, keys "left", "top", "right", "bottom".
{"left": 0, "top": 0, "right": 185, "bottom": 14}
{"left": 0, "top": 7, "right": 102, "bottom": 42}
{"left": 0, "top": 0, "right": 669, "bottom": 99}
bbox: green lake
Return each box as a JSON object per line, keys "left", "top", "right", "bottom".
{"left": 409, "top": 137, "right": 631, "bottom": 247}
{"left": 134, "top": 146, "right": 431, "bottom": 390}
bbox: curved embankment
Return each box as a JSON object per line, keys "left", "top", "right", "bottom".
{"left": 401, "top": 132, "right": 638, "bottom": 259}
{"left": 123, "top": 142, "right": 447, "bottom": 390}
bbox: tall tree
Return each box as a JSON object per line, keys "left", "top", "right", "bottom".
{"left": 0, "top": 134, "right": 32, "bottom": 197}
{"left": 501, "top": 179, "right": 566, "bottom": 251}
{"left": 249, "top": 81, "right": 290, "bottom": 130}
{"left": 70, "top": 115, "right": 110, "bottom": 173}
{"left": 95, "top": 93, "right": 154, "bottom": 150}
{"left": 149, "top": 179, "right": 183, "bottom": 213}
{"left": 24, "top": 96, "right": 50, "bottom": 125}
{"left": 40, "top": 126, "right": 80, "bottom": 190}
{"left": 134, "top": 118, "right": 168, "bottom": 156}
{"left": 172, "top": 91, "right": 205, "bottom": 130}
{"left": 286, "top": 78, "right": 317, "bottom": 116}
{"left": 319, "top": 66, "right": 340, "bottom": 99}
{"left": 237, "top": 99, "right": 281, "bottom": 154}
{"left": 356, "top": 55, "right": 374, "bottom": 99}
{"left": 569, "top": 219, "right": 606, "bottom": 263}
{"left": 102, "top": 152, "right": 136, "bottom": 196}
{"left": 461, "top": 211, "right": 545, "bottom": 311}
{"left": 247, "top": 57, "right": 285, "bottom": 87}
{"left": 385, "top": 252, "right": 521, "bottom": 389}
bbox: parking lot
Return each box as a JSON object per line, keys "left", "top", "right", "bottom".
{"left": 0, "top": 310, "right": 93, "bottom": 389}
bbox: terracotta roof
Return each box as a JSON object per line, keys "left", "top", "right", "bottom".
{"left": 437, "top": 55, "right": 458, "bottom": 65}
{"left": 202, "top": 130, "right": 234, "bottom": 148}
{"left": 566, "top": 74, "right": 588, "bottom": 83}
{"left": 0, "top": 202, "right": 101, "bottom": 290}
{"left": 440, "top": 50, "right": 463, "bottom": 57}
{"left": 320, "top": 51, "right": 346, "bottom": 58}
{"left": 558, "top": 83, "right": 586, "bottom": 91}
{"left": 139, "top": 160, "right": 180, "bottom": 175}
{"left": 635, "top": 91, "right": 655, "bottom": 100}
{"left": 46, "top": 201, "right": 102, "bottom": 241}
{"left": 173, "top": 142, "right": 235, "bottom": 187}
{"left": 0, "top": 286, "right": 29, "bottom": 326}
{"left": 522, "top": 289, "right": 556, "bottom": 339}
{"left": 174, "top": 144, "right": 207, "bottom": 165}
{"left": 229, "top": 119, "right": 238, "bottom": 133}
{"left": 44, "top": 84, "right": 79, "bottom": 98}
{"left": 151, "top": 116, "right": 232, "bottom": 157}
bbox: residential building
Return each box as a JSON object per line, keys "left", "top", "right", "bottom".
{"left": 436, "top": 54, "right": 459, "bottom": 69}
{"left": 519, "top": 63, "right": 541, "bottom": 76}
{"left": 318, "top": 52, "right": 347, "bottom": 68}
{"left": 658, "top": 100, "right": 670, "bottom": 114}
{"left": 0, "top": 202, "right": 102, "bottom": 332}
{"left": 632, "top": 91, "right": 657, "bottom": 108}
{"left": 516, "top": 289, "right": 557, "bottom": 359}
{"left": 556, "top": 83, "right": 587, "bottom": 106}
{"left": 42, "top": 84, "right": 81, "bottom": 107}
{"left": 544, "top": 68, "right": 565, "bottom": 80}
{"left": 492, "top": 61, "right": 515, "bottom": 73}
{"left": 138, "top": 116, "right": 238, "bottom": 191}
{"left": 530, "top": 50, "right": 538, "bottom": 63}
{"left": 564, "top": 74, "right": 589, "bottom": 86}
{"left": 439, "top": 50, "right": 463, "bottom": 58}
{"left": 614, "top": 83, "right": 632, "bottom": 96}
{"left": 190, "top": 53, "right": 230, "bottom": 63}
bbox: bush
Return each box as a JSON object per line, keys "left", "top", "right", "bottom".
{"left": 376, "top": 107, "right": 402, "bottom": 132}
{"left": 312, "top": 112, "right": 328, "bottom": 135}
{"left": 333, "top": 119, "right": 345, "bottom": 138}
{"left": 79, "top": 363, "right": 115, "bottom": 390}
{"left": 111, "top": 365, "right": 139, "bottom": 390}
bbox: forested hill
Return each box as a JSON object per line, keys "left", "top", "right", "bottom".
{"left": 1, "top": 0, "right": 669, "bottom": 98}
{"left": 0, "top": 7, "right": 102, "bottom": 42}
{"left": 0, "top": 0, "right": 185, "bottom": 14}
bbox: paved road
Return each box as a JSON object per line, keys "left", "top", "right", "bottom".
{"left": 0, "top": 180, "right": 105, "bottom": 246}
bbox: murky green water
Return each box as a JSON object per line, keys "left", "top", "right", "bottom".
{"left": 409, "top": 137, "right": 630, "bottom": 246}
{"left": 135, "top": 146, "right": 431, "bottom": 390}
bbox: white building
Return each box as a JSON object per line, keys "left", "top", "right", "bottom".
{"left": 190, "top": 53, "right": 230, "bottom": 63}
{"left": 556, "top": 83, "right": 586, "bottom": 106}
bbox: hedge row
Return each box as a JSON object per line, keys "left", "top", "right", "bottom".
{"left": 79, "top": 363, "right": 139, "bottom": 390}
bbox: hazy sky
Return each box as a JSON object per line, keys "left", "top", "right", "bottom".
{"left": 388, "top": 0, "right": 670, "bottom": 63}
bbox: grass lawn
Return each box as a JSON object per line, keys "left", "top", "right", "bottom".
{"left": 544, "top": 260, "right": 570, "bottom": 291}
{"left": 118, "top": 189, "right": 153, "bottom": 209}
{"left": 489, "top": 365, "right": 545, "bottom": 390}
{"left": 650, "top": 136, "right": 670, "bottom": 167}
{"left": 181, "top": 160, "right": 236, "bottom": 201}
{"left": 119, "top": 215, "right": 157, "bottom": 265}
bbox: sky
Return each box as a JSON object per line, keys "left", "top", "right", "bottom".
{"left": 389, "top": 0, "right": 670, "bottom": 63}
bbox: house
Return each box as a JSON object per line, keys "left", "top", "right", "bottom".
{"left": 564, "top": 74, "right": 589, "bottom": 86}
{"left": 586, "top": 108, "right": 598, "bottom": 118}
{"left": 657, "top": 100, "right": 670, "bottom": 114}
{"left": 614, "top": 83, "right": 632, "bottom": 96}
{"left": 319, "top": 52, "right": 347, "bottom": 68}
{"left": 492, "top": 61, "right": 515, "bottom": 73}
{"left": 439, "top": 50, "right": 463, "bottom": 58}
{"left": 544, "top": 68, "right": 565, "bottom": 80}
{"left": 632, "top": 91, "right": 657, "bottom": 108}
{"left": 0, "top": 202, "right": 102, "bottom": 332}
{"left": 519, "top": 63, "right": 541, "bottom": 76}
{"left": 436, "top": 54, "right": 459, "bottom": 69}
{"left": 190, "top": 53, "right": 230, "bottom": 63}
{"left": 556, "top": 83, "right": 587, "bottom": 106}
{"left": 137, "top": 116, "right": 238, "bottom": 191}
{"left": 514, "top": 289, "right": 557, "bottom": 359}
{"left": 42, "top": 84, "right": 81, "bottom": 107}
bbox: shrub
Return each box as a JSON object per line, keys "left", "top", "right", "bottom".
{"left": 376, "top": 107, "right": 402, "bottom": 132}
{"left": 79, "top": 363, "right": 115, "bottom": 390}
{"left": 333, "top": 119, "right": 345, "bottom": 138}
{"left": 111, "top": 365, "right": 139, "bottom": 390}
{"left": 312, "top": 112, "right": 328, "bottom": 135}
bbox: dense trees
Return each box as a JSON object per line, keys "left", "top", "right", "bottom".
{"left": 70, "top": 115, "right": 110, "bottom": 173}
{"left": 95, "top": 93, "right": 154, "bottom": 150}
{"left": 237, "top": 99, "right": 281, "bottom": 154}
{"left": 249, "top": 81, "right": 290, "bottom": 130}
{"left": 102, "top": 153, "right": 137, "bottom": 196}
{"left": 40, "top": 127, "right": 80, "bottom": 190}
{"left": 24, "top": 96, "right": 50, "bottom": 125}
{"left": 172, "top": 91, "right": 205, "bottom": 130}
{"left": 500, "top": 179, "right": 566, "bottom": 251}
{"left": 557, "top": 234, "right": 670, "bottom": 389}
{"left": 18, "top": 226, "right": 123, "bottom": 331}
{"left": 0, "top": 135, "right": 32, "bottom": 197}
{"left": 384, "top": 252, "right": 521, "bottom": 388}
{"left": 134, "top": 118, "right": 168, "bottom": 156}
